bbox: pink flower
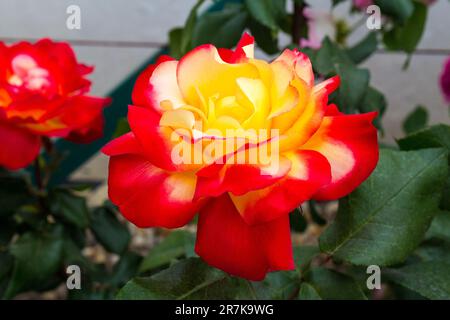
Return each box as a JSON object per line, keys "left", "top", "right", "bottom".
{"left": 353, "top": 0, "right": 373, "bottom": 10}
{"left": 300, "top": 7, "right": 335, "bottom": 49}
{"left": 440, "top": 56, "right": 450, "bottom": 104}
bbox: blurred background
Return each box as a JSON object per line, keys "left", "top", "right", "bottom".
{"left": 2, "top": 0, "right": 449, "bottom": 203}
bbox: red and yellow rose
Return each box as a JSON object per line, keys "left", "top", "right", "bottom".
{"left": 0, "top": 39, "right": 110, "bottom": 170}
{"left": 103, "top": 33, "right": 379, "bottom": 280}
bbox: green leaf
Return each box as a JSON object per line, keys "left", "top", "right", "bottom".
{"left": 192, "top": 5, "right": 248, "bottom": 49}
{"left": 346, "top": 32, "right": 378, "bottom": 64}
{"left": 426, "top": 211, "right": 450, "bottom": 241}
{"left": 251, "top": 271, "right": 299, "bottom": 299}
{"left": 112, "top": 117, "right": 130, "bottom": 139}
{"left": 301, "top": 268, "right": 367, "bottom": 300}
{"left": 0, "top": 171, "right": 31, "bottom": 217}
{"left": 90, "top": 205, "right": 130, "bottom": 254}
{"left": 117, "top": 258, "right": 252, "bottom": 300}
{"left": 50, "top": 189, "right": 89, "bottom": 229}
{"left": 181, "top": 0, "right": 206, "bottom": 53}
{"left": 384, "top": 261, "right": 450, "bottom": 299}
{"left": 139, "top": 230, "right": 196, "bottom": 273}
{"left": 374, "top": 0, "right": 414, "bottom": 23}
{"left": 360, "top": 86, "right": 387, "bottom": 130}
{"left": 383, "top": 2, "right": 428, "bottom": 54}
{"left": 244, "top": 0, "right": 286, "bottom": 31}
{"left": 403, "top": 106, "right": 429, "bottom": 135}
{"left": 298, "top": 282, "right": 322, "bottom": 300}
{"left": 333, "top": 63, "right": 370, "bottom": 114}
{"left": 314, "top": 38, "right": 353, "bottom": 76}
{"left": 397, "top": 124, "right": 450, "bottom": 154}
{"left": 110, "top": 252, "right": 143, "bottom": 287}
{"left": 169, "top": 28, "right": 183, "bottom": 59}
{"left": 414, "top": 239, "right": 450, "bottom": 262}
{"left": 248, "top": 17, "right": 279, "bottom": 55}
{"left": 4, "top": 226, "right": 64, "bottom": 299}
{"left": 293, "top": 245, "right": 320, "bottom": 276}
{"left": 320, "top": 148, "right": 448, "bottom": 266}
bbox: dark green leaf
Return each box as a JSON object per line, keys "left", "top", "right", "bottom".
{"left": 293, "top": 245, "right": 320, "bottom": 276}
{"left": 117, "top": 258, "right": 252, "bottom": 300}
{"left": 333, "top": 63, "right": 370, "bottom": 114}
{"left": 397, "top": 124, "right": 450, "bottom": 154}
{"left": 139, "top": 230, "right": 195, "bottom": 273}
{"left": 403, "top": 106, "right": 429, "bottom": 135}
{"left": 360, "top": 86, "right": 387, "bottom": 130}
{"left": 346, "top": 32, "right": 378, "bottom": 64}
{"left": 374, "top": 0, "right": 414, "bottom": 23}
{"left": 314, "top": 38, "right": 353, "bottom": 76}
{"left": 251, "top": 271, "right": 299, "bottom": 299}
{"left": 298, "top": 282, "right": 322, "bottom": 300}
{"left": 50, "top": 189, "right": 89, "bottom": 229}
{"left": 4, "top": 226, "right": 64, "bottom": 299}
{"left": 110, "top": 252, "right": 142, "bottom": 287}
{"left": 244, "top": 0, "right": 286, "bottom": 31}
{"left": 248, "top": 17, "right": 279, "bottom": 55}
{"left": 426, "top": 211, "right": 450, "bottom": 241}
{"left": 91, "top": 205, "right": 130, "bottom": 254}
{"left": 0, "top": 171, "right": 31, "bottom": 217}
{"left": 112, "top": 117, "right": 130, "bottom": 138}
{"left": 192, "top": 5, "right": 248, "bottom": 48}
{"left": 384, "top": 261, "right": 450, "bottom": 299}
{"left": 169, "top": 28, "right": 183, "bottom": 59}
{"left": 383, "top": 2, "right": 427, "bottom": 54}
{"left": 414, "top": 239, "right": 450, "bottom": 262}
{"left": 301, "top": 268, "right": 367, "bottom": 300}
{"left": 320, "top": 148, "right": 448, "bottom": 266}
{"left": 181, "top": 0, "right": 206, "bottom": 53}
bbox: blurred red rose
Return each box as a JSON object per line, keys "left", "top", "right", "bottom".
{"left": 0, "top": 39, "right": 110, "bottom": 170}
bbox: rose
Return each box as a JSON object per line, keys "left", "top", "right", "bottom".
{"left": 0, "top": 39, "right": 110, "bottom": 170}
{"left": 440, "top": 56, "right": 450, "bottom": 104}
{"left": 103, "top": 33, "right": 379, "bottom": 280}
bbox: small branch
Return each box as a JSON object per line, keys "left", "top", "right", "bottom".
{"left": 34, "top": 158, "right": 43, "bottom": 191}
{"left": 292, "top": 1, "right": 306, "bottom": 45}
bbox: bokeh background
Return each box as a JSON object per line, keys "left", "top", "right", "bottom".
{"left": 2, "top": 0, "right": 449, "bottom": 202}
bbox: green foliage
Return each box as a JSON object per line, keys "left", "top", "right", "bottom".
{"left": 383, "top": 2, "right": 428, "bottom": 55}
{"left": 320, "top": 148, "right": 448, "bottom": 266}
{"left": 139, "top": 230, "right": 196, "bottom": 273}
{"left": 403, "top": 105, "right": 429, "bottom": 135}
{"left": 50, "top": 189, "right": 90, "bottom": 229}
{"left": 384, "top": 261, "right": 450, "bottom": 299}
{"left": 375, "top": 0, "right": 414, "bottom": 23}
{"left": 90, "top": 204, "right": 131, "bottom": 254}
{"left": 300, "top": 268, "right": 367, "bottom": 300}
{"left": 244, "top": 0, "right": 286, "bottom": 31}
{"left": 346, "top": 32, "right": 378, "bottom": 65}
{"left": 192, "top": 4, "right": 248, "bottom": 48}
{"left": 4, "top": 226, "right": 64, "bottom": 299}
{"left": 0, "top": 171, "right": 31, "bottom": 217}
